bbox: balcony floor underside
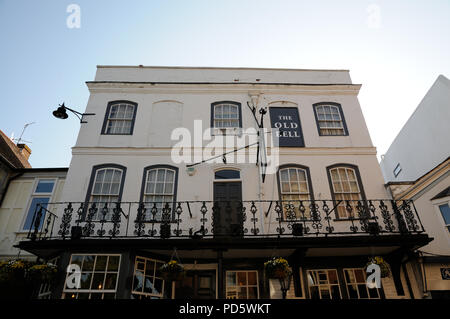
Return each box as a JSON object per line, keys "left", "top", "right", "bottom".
{"left": 17, "top": 234, "right": 432, "bottom": 259}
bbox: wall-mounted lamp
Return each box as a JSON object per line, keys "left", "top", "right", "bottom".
{"left": 52, "top": 103, "right": 95, "bottom": 123}
{"left": 186, "top": 166, "right": 196, "bottom": 176}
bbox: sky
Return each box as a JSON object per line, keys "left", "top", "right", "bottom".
{"left": 0, "top": 0, "right": 449, "bottom": 168}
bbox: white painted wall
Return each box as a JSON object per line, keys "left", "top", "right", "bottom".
{"left": 56, "top": 66, "right": 390, "bottom": 238}
{"left": 0, "top": 171, "right": 66, "bottom": 259}
{"left": 380, "top": 75, "right": 450, "bottom": 182}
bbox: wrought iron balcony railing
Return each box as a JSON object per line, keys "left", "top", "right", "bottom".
{"left": 27, "top": 199, "right": 426, "bottom": 241}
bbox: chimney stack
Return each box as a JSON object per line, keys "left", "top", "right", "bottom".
{"left": 16, "top": 143, "right": 32, "bottom": 160}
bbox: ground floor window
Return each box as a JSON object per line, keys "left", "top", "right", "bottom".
{"left": 307, "top": 269, "right": 341, "bottom": 299}
{"left": 131, "top": 256, "right": 165, "bottom": 299}
{"left": 63, "top": 254, "right": 121, "bottom": 299}
{"left": 344, "top": 268, "right": 380, "bottom": 299}
{"left": 226, "top": 270, "right": 259, "bottom": 299}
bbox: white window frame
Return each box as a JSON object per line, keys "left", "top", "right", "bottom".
{"left": 315, "top": 104, "right": 346, "bottom": 136}
{"left": 225, "top": 270, "right": 259, "bottom": 299}
{"left": 432, "top": 197, "right": 450, "bottom": 235}
{"left": 212, "top": 102, "right": 242, "bottom": 136}
{"left": 62, "top": 254, "right": 121, "bottom": 299}
{"left": 329, "top": 167, "right": 363, "bottom": 219}
{"left": 307, "top": 269, "right": 342, "bottom": 299}
{"left": 279, "top": 167, "right": 312, "bottom": 219}
{"left": 343, "top": 268, "right": 380, "bottom": 299}
{"left": 21, "top": 178, "right": 57, "bottom": 232}
{"left": 89, "top": 168, "right": 124, "bottom": 221}
{"left": 131, "top": 256, "right": 166, "bottom": 299}
{"left": 105, "top": 102, "right": 136, "bottom": 135}
{"left": 142, "top": 167, "right": 176, "bottom": 221}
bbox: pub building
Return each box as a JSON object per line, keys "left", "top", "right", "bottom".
{"left": 17, "top": 66, "right": 430, "bottom": 299}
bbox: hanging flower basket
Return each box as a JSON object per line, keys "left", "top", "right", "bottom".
{"left": 264, "top": 257, "right": 291, "bottom": 279}
{"left": 365, "top": 256, "right": 390, "bottom": 278}
{"left": 27, "top": 263, "right": 58, "bottom": 282}
{"left": 159, "top": 260, "right": 185, "bottom": 282}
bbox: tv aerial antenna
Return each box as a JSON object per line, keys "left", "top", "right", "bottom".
{"left": 13, "top": 122, "right": 36, "bottom": 144}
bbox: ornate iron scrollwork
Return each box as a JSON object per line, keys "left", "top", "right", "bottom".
{"left": 59, "top": 203, "right": 73, "bottom": 239}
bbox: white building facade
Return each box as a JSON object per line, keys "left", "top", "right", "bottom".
{"left": 18, "top": 66, "right": 430, "bottom": 300}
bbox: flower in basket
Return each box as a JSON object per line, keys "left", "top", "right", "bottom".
{"left": 159, "top": 260, "right": 185, "bottom": 281}
{"left": 0, "top": 259, "right": 32, "bottom": 283}
{"left": 264, "top": 257, "right": 292, "bottom": 279}
{"left": 28, "top": 263, "right": 58, "bottom": 282}
{"left": 366, "top": 256, "right": 390, "bottom": 278}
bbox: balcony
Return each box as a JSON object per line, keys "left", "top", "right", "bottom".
{"left": 26, "top": 199, "right": 426, "bottom": 242}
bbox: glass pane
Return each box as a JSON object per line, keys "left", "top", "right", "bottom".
{"left": 71, "top": 255, "right": 83, "bottom": 268}
{"left": 104, "top": 273, "right": 117, "bottom": 290}
{"left": 347, "top": 284, "right": 358, "bottom": 299}
{"left": 328, "top": 270, "right": 338, "bottom": 284}
{"left": 166, "top": 170, "right": 175, "bottom": 182}
{"left": 248, "top": 287, "right": 258, "bottom": 299}
{"left": 289, "top": 169, "right": 298, "bottom": 181}
{"left": 439, "top": 204, "right": 450, "bottom": 225}
{"left": 357, "top": 284, "right": 368, "bottom": 298}
{"left": 237, "top": 272, "right": 246, "bottom": 286}
{"left": 248, "top": 272, "right": 257, "bottom": 285}
{"left": 157, "top": 169, "right": 165, "bottom": 182}
{"left": 35, "top": 180, "right": 55, "bottom": 193}
{"left": 133, "top": 270, "right": 144, "bottom": 292}
{"left": 354, "top": 269, "right": 365, "bottom": 283}
{"left": 146, "top": 260, "right": 155, "bottom": 276}
{"left": 280, "top": 169, "right": 289, "bottom": 182}
{"left": 95, "top": 256, "right": 108, "bottom": 271}
{"left": 148, "top": 170, "right": 157, "bottom": 182}
{"left": 281, "top": 182, "right": 290, "bottom": 193}
{"left": 143, "top": 276, "right": 154, "bottom": 293}
{"left": 82, "top": 256, "right": 95, "bottom": 271}
{"left": 215, "top": 170, "right": 240, "bottom": 179}
{"left": 92, "top": 273, "right": 105, "bottom": 290}
{"left": 164, "top": 183, "right": 174, "bottom": 195}
{"left": 108, "top": 256, "right": 120, "bottom": 272}
{"left": 23, "top": 197, "right": 50, "bottom": 230}
{"left": 331, "top": 285, "right": 341, "bottom": 299}
{"left": 80, "top": 273, "right": 92, "bottom": 289}
{"left": 227, "top": 272, "right": 236, "bottom": 286}
{"left": 237, "top": 287, "right": 247, "bottom": 299}
{"left": 154, "top": 278, "right": 163, "bottom": 295}
{"left": 320, "top": 287, "right": 331, "bottom": 299}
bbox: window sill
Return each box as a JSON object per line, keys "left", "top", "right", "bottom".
{"left": 211, "top": 128, "right": 243, "bottom": 136}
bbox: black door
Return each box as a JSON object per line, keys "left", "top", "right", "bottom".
{"left": 175, "top": 270, "right": 216, "bottom": 299}
{"left": 213, "top": 182, "right": 243, "bottom": 237}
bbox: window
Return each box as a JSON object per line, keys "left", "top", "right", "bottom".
{"left": 132, "top": 257, "right": 165, "bottom": 299}
{"left": 102, "top": 101, "right": 137, "bottom": 135}
{"left": 344, "top": 268, "right": 380, "bottom": 299}
{"left": 226, "top": 271, "right": 259, "bottom": 299}
{"left": 393, "top": 163, "right": 402, "bottom": 177}
{"left": 307, "top": 269, "right": 341, "bottom": 299}
{"left": 313, "top": 103, "right": 348, "bottom": 136}
{"left": 63, "top": 254, "right": 120, "bottom": 299}
{"left": 86, "top": 165, "right": 126, "bottom": 221}
{"left": 277, "top": 165, "right": 313, "bottom": 219}
{"left": 438, "top": 203, "right": 450, "bottom": 232}
{"left": 23, "top": 179, "right": 56, "bottom": 231}
{"left": 215, "top": 169, "right": 240, "bottom": 179}
{"left": 211, "top": 101, "right": 242, "bottom": 130}
{"left": 140, "top": 165, "right": 178, "bottom": 221}
{"left": 327, "top": 165, "right": 365, "bottom": 219}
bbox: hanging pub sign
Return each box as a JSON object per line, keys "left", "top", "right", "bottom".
{"left": 269, "top": 107, "right": 305, "bottom": 147}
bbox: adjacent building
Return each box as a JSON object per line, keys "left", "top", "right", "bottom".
{"left": 381, "top": 75, "right": 450, "bottom": 299}
{"left": 16, "top": 66, "right": 431, "bottom": 299}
